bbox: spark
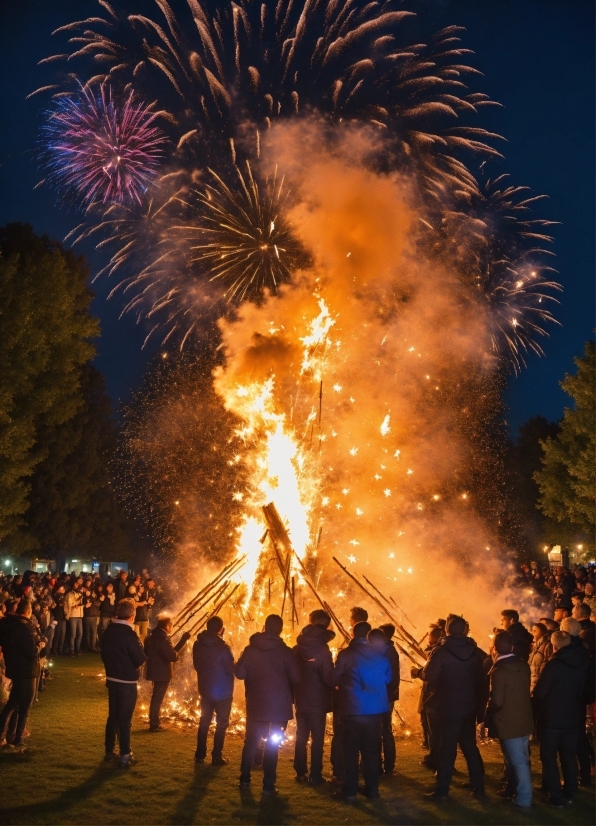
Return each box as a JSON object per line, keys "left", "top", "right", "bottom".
{"left": 383, "top": 489, "right": 392, "bottom": 497}
{"left": 349, "top": 447, "right": 358, "bottom": 456}
{"left": 333, "top": 384, "right": 342, "bottom": 392}
{"left": 388, "top": 552, "right": 395, "bottom": 559}
{"left": 380, "top": 414, "right": 391, "bottom": 436}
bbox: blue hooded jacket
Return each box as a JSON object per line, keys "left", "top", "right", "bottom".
{"left": 334, "top": 638, "right": 391, "bottom": 716}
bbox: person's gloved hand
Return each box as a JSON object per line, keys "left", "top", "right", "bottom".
{"left": 410, "top": 665, "right": 422, "bottom": 679}
{"left": 179, "top": 631, "right": 191, "bottom": 645}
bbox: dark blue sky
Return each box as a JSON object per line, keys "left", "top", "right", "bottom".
{"left": 1, "top": 0, "right": 594, "bottom": 434}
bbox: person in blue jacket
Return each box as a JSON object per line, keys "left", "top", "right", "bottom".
{"left": 334, "top": 623, "right": 391, "bottom": 802}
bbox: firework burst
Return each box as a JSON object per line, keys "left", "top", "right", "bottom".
{"left": 41, "top": 84, "right": 166, "bottom": 206}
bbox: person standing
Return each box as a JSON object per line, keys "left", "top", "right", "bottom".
{"left": 560, "top": 616, "right": 595, "bottom": 789}
{"left": 113, "top": 570, "right": 129, "bottom": 604}
{"left": 0, "top": 599, "right": 42, "bottom": 748}
{"left": 411, "top": 624, "right": 444, "bottom": 771}
{"left": 235, "top": 614, "right": 301, "bottom": 795}
{"left": 485, "top": 631, "right": 534, "bottom": 810}
{"left": 99, "top": 598, "right": 146, "bottom": 768}
{"left": 64, "top": 579, "right": 84, "bottom": 656}
{"left": 193, "top": 615, "right": 235, "bottom": 765}
{"left": 528, "top": 622, "right": 552, "bottom": 691}
{"left": 83, "top": 587, "right": 101, "bottom": 652}
{"left": 144, "top": 617, "right": 190, "bottom": 732}
{"left": 50, "top": 585, "right": 67, "bottom": 655}
{"left": 98, "top": 583, "right": 117, "bottom": 639}
{"left": 334, "top": 624, "right": 391, "bottom": 802}
{"left": 293, "top": 609, "right": 336, "bottom": 784}
{"left": 378, "top": 624, "right": 401, "bottom": 776}
{"left": 500, "top": 610, "right": 533, "bottom": 662}
{"left": 533, "top": 629, "right": 588, "bottom": 807}
{"left": 419, "top": 614, "right": 486, "bottom": 801}
{"left": 134, "top": 584, "right": 150, "bottom": 642}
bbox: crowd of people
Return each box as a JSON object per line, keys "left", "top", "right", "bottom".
{"left": 0, "top": 560, "right": 594, "bottom": 810}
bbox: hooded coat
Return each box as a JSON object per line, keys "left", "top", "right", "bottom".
{"left": 334, "top": 638, "right": 391, "bottom": 716}
{"left": 293, "top": 624, "right": 335, "bottom": 714}
{"left": 234, "top": 631, "right": 301, "bottom": 721}
{"left": 192, "top": 630, "right": 235, "bottom": 701}
{"left": 100, "top": 621, "right": 146, "bottom": 682}
{"left": 486, "top": 655, "right": 533, "bottom": 740}
{"left": 533, "top": 643, "right": 589, "bottom": 729}
{"left": 144, "top": 626, "right": 184, "bottom": 682}
{"left": 420, "top": 634, "right": 486, "bottom": 720}
{"left": 528, "top": 634, "right": 552, "bottom": 691}
{"left": 0, "top": 616, "right": 40, "bottom": 680}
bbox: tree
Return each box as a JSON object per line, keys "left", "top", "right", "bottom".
{"left": 505, "top": 415, "right": 560, "bottom": 556}
{"left": 535, "top": 340, "right": 596, "bottom": 554}
{"left": 11, "top": 365, "right": 132, "bottom": 559}
{"left": 0, "top": 224, "right": 98, "bottom": 542}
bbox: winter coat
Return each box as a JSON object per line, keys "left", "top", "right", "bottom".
{"left": 51, "top": 596, "right": 66, "bottom": 622}
{"left": 83, "top": 593, "right": 101, "bottom": 618}
{"left": 0, "top": 616, "right": 40, "bottom": 680}
{"left": 533, "top": 643, "right": 589, "bottom": 730}
{"left": 486, "top": 655, "right": 533, "bottom": 740}
{"left": 415, "top": 643, "right": 439, "bottom": 712}
{"left": 528, "top": 634, "right": 552, "bottom": 691}
{"left": 385, "top": 640, "right": 401, "bottom": 702}
{"left": 100, "top": 620, "right": 146, "bottom": 682}
{"left": 64, "top": 589, "right": 84, "bottom": 620}
{"left": 334, "top": 638, "right": 391, "bottom": 716}
{"left": 293, "top": 624, "right": 336, "bottom": 714}
{"left": 144, "top": 626, "right": 183, "bottom": 681}
{"left": 235, "top": 631, "right": 301, "bottom": 721}
{"left": 99, "top": 592, "right": 117, "bottom": 618}
{"left": 578, "top": 619, "right": 595, "bottom": 659}
{"left": 508, "top": 621, "right": 533, "bottom": 662}
{"left": 114, "top": 579, "right": 129, "bottom": 603}
{"left": 192, "top": 630, "right": 235, "bottom": 701}
{"left": 134, "top": 597, "right": 149, "bottom": 623}
{"left": 420, "top": 634, "right": 486, "bottom": 720}
{"left": 569, "top": 634, "right": 595, "bottom": 704}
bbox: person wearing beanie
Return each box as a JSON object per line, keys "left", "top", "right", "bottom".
{"left": 235, "top": 614, "right": 301, "bottom": 795}
{"left": 292, "top": 610, "right": 336, "bottom": 785}
{"left": 417, "top": 614, "right": 486, "bottom": 801}
{"left": 560, "top": 616, "right": 595, "bottom": 787}
{"left": 485, "top": 631, "right": 534, "bottom": 810}
{"left": 533, "top": 630, "right": 590, "bottom": 806}
{"left": 193, "top": 615, "right": 235, "bottom": 765}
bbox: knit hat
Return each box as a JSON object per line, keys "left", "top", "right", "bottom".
{"left": 560, "top": 617, "right": 581, "bottom": 637}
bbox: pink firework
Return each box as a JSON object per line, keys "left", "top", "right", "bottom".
{"left": 42, "top": 85, "right": 166, "bottom": 206}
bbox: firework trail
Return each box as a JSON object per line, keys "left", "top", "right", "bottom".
{"left": 41, "top": 84, "right": 166, "bottom": 206}
{"left": 34, "top": 0, "right": 560, "bottom": 368}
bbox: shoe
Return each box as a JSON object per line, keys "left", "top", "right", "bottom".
{"left": 424, "top": 791, "right": 448, "bottom": 801}
{"left": 104, "top": 752, "right": 115, "bottom": 763}
{"left": 119, "top": 753, "right": 136, "bottom": 768}
{"left": 262, "top": 787, "right": 278, "bottom": 796}
{"left": 419, "top": 759, "right": 436, "bottom": 770}
{"left": 471, "top": 790, "right": 488, "bottom": 802}
{"left": 295, "top": 774, "right": 308, "bottom": 782}
{"left": 195, "top": 756, "right": 205, "bottom": 763}
{"left": 496, "top": 787, "right": 513, "bottom": 798}
{"left": 308, "top": 777, "right": 327, "bottom": 786}
{"left": 546, "top": 797, "right": 564, "bottom": 809}
{"left": 149, "top": 725, "right": 165, "bottom": 732}
{"left": 212, "top": 757, "right": 228, "bottom": 766}
{"left": 12, "top": 740, "right": 26, "bottom": 749}
{"left": 239, "top": 780, "right": 251, "bottom": 789}
{"left": 382, "top": 768, "right": 395, "bottom": 776}
{"left": 362, "top": 789, "right": 380, "bottom": 799}
{"left": 562, "top": 796, "right": 573, "bottom": 805}
{"left": 330, "top": 775, "right": 344, "bottom": 786}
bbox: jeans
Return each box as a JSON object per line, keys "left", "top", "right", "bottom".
{"left": 149, "top": 680, "right": 170, "bottom": 730}
{"left": 105, "top": 680, "right": 138, "bottom": 757}
{"left": 539, "top": 727, "right": 578, "bottom": 802}
{"left": 381, "top": 704, "right": 396, "bottom": 773}
{"left": 436, "top": 713, "right": 484, "bottom": 796}
{"left": 240, "top": 719, "right": 286, "bottom": 790}
{"left": 500, "top": 736, "right": 532, "bottom": 807}
{"left": 98, "top": 617, "right": 112, "bottom": 639}
{"left": 83, "top": 617, "right": 98, "bottom": 651}
{"left": 196, "top": 697, "right": 232, "bottom": 760}
{"left": 68, "top": 617, "right": 83, "bottom": 654}
{"left": 294, "top": 711, "right": 327, "bottom": 780}
{"left": 0, "top": 678, "right": 36, "bottom": 744}
{"left": 342, "top": 714, "right": 382, "bottom": 798}
{"left": 330, "top": 709, "right": 344, "bottom": 780}
{"left": 52, "top": 619, "right": 67, "bottom": 654}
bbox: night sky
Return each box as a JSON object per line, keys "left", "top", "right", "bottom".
{"left": 0, "top": 0, "right": 594, "bottom": 435}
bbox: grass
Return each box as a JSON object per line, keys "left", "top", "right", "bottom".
{"left": 0, "top": 656, "right": 593, "bottom": 825}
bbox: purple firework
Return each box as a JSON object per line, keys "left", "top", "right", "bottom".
{"left": 42, "top": 85, "right": 166, "bottom": 206}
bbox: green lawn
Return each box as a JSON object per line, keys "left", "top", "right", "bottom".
{"left": 0, "top": 655, "right": 593, "bottom": 825}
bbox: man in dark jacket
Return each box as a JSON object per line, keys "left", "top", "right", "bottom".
{"left": 378, "top": 624, "right": 400, "bottom": 776}
{"left": 193, "top": 615, "right": 235, "bottom": 764}
{"left": 98, "top": 583, "right": 117, "bottom": 639}
{"left": 113, "top": 570, "right": 129, "bottom": 604}
{"left": 83, "top": 587, "right": 101, "bottom": 652}
{"left": 486, "top": 631, "right": 534, "bottom": 809}
{"left": 573, "top": 602, "right": 595, "bottom": 658}
{"left": 560, "top": 616, "right": 595, "bottom": 788}
{"left": 412, "top": 624, "right": 444, "bottom": 770}
{"left": 500, "top": 610, "right": 533, "bottom": 662}
{"left": 144, "top": 617, "right": 190, "bottom": 732}
{"left": 100, "top": 598, "right": 146, "bottom": 768}
{"left": 334, "top": 624, "right": 391, "bottom": 802}
{"left": 235, "top": 614, "right": 301, "bottom": 794}
{"left": 0, "top": 599, "right": 42, "bottom": 748}
{"left": 419, "top": 614, "right": 486, "bottom": 801}
{"left": 293, "top": 609, "right": 336, "bottom": 784}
